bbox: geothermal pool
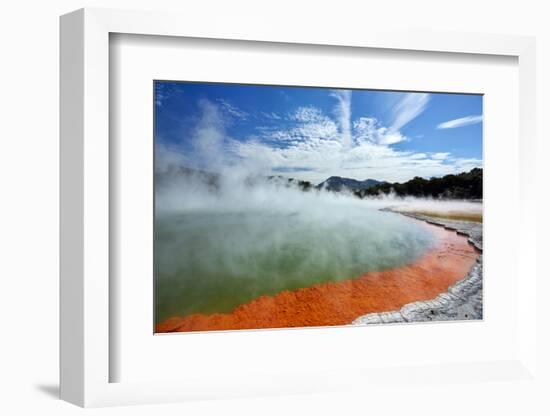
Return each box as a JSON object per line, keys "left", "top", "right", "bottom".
{"left": 154, "top": 202, "right": 436, "bottom": 324}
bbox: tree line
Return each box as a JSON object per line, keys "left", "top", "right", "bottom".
{"left": 354, "top": 168, "right": 482, "bottom": 199}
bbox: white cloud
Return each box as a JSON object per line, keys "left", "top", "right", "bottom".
{"left": 431, "top": 152, "right": 450, "bottom": 160}
{"left": 230, "top": 134, "right": 481, "bottom": 184}
{"left": 353, "top": 117, "right": 408, "bottom": 146}
{"left": 437, "top": 115, "right": 483, "bottom": 129}
{"left": 390, "top": 93, "right": 430, "bottom": 132}
{"left": 330, "top": 90, "right": 353, "bottom": 148}
{"left": 252, "top": 97, "right": 479, "bottom": 182}
{"left": 268, "top": 108, "right": 339, "bottom": 143}
{"left": 159, "top": 94, "right": 481, "bottom": 184}
{"left": 291, "top": 106, "right": 326, "bottom": 123}
{"left": 216, "top": 98, "right": 249, "bottom": 120}
{"left": 231, "top": 108, "right": 481, "bottom": 182}
{"left": 260, "top": 111, "right": 282, "bottom": 120}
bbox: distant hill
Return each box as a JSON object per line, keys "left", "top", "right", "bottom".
{"left": 357, "top": 168, "right": 483, "bottom": 199}
{"left": 316, "top": 176, "right": 385, "bottom": 192}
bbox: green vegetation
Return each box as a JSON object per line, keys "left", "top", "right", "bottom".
{"left": 354, "top": 168, "right": 482, "bottom": 200}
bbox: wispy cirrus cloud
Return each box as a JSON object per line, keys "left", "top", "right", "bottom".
{"left": 390, "top": 93, "right": 430, "bottom": 132}
{"left": 437, "top": 115, "right": 482, "bottom": 129}
{"left": 216, "top": 98, "right": 249, "bottom": 120}
{"left": 330, "top": 90, "right": 353, "bottom": 148}
{"left": 260, "top": 111, "right": 282, "bottom": 120}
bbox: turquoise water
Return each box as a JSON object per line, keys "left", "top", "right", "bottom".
{"left": 154, "top": 205, "right": 434, "bottom": 323}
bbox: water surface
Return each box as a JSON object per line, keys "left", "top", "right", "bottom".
{"left": 155, "top": 204, "right": 434, "bottom": 323}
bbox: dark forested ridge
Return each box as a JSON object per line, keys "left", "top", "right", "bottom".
{"left": 353, "top": 168, "right": 483, "bottom": 200}
{"left": 315, "top": 177, "right": 383, "bottom": 192}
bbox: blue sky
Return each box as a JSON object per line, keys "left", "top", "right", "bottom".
{"left": 154, "top": 81, "right": 482, "bottom": 184}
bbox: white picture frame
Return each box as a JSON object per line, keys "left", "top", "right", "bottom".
{"left": 60, "top": 7, "right": 537, "bottom": 407}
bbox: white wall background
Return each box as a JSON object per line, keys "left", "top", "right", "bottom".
{"left": 0, "top": 0, "right": 548, "bottom": 414}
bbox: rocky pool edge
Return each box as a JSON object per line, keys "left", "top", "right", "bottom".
{"left": 352, "top": 210, "right": 483, "bottom": 325}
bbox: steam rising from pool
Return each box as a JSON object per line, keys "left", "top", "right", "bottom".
{"left": 154, "top": 171, "right": 442, "bottom": 322}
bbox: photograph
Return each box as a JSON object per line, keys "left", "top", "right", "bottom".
{"left": 153, "top": 81, "right": 483, "bottom": 333}
{"left": 3, "top": 1, "right": 542, "bottom": 412}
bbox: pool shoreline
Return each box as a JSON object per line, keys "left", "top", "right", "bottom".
{"left": 352, "top": 210, "right": 483, "bottom": 325}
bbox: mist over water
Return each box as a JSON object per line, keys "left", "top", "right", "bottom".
{"left": 154, "top": 172, "right": 439, "bottom": 322}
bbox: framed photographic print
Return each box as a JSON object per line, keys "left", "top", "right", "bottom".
{"left": 60, "top": 8, "right": 538, "bottom": 407}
